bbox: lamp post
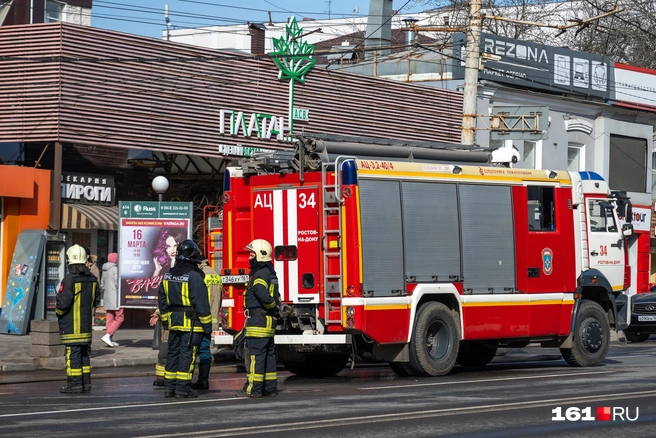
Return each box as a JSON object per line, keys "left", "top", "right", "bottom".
{"left": 152, "top": 176, "right": 169, "bottom": 202}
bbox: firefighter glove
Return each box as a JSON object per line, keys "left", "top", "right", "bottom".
{"left": 203, "top": 324, "right": 212, "bottom": 335}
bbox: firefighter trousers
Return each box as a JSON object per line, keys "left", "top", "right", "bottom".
{"left": 242, "top": 337, "right": 277, "bottom": 396}
{"left": 164, "top": 330, "right": 200, "bottom": 393}
{"left": 155, "top": 340, "right": 168, "bottom": 380}
{"left": 64, "top": 344, "right": 91, "bottom": 390}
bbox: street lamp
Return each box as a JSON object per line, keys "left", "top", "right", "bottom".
{"left": 152, "top": 176, "right": 169, "bottom": 202}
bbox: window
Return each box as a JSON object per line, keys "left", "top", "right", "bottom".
{"left": 608, "top": 134, "right": 647, "bottom": 193}
{"left": 45, "top": 0, "right": 65, "bottom": 23}
{"left": 588, "top": 200, "right": 618, "bottom": 233}
{"left": 523, "top": 141, "right": 536, "bottom": 169}
{"left": 567, "top": 143, "right": 584, "bottom": 172}
{"left": 527, "top": 186, "right": 555, "bottom": 231}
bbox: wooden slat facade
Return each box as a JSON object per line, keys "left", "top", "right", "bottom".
{"left": 0, "top": 22, "right": 464, "bottom": 157}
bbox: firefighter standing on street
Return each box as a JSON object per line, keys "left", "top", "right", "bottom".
{"left": 56, "top": 244, "right": 100, "bottom": 394}
{"left": 157, "top": 239, "right": 212, "bottom": 399}
{"left": 191, "top": 254, "right": 223, "bottom": 390}
{"left": 237, "top": 239, "right": 281, "bottom": 398}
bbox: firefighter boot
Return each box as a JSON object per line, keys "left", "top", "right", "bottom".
{"left": 60, "top": 377, "right": 83, "bottom": 394}
{"left": 191, "top": 363, "right": 210, "bottom": 390}
{"left": 175, "top": 384, "right": 199, "bottom": 399}
{"left": 83, "top": 373, "right": 91, "bottom": 392}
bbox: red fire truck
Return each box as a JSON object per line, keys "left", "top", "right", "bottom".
{"left": 214, "top": 135, "right": 642, "bottom": 377}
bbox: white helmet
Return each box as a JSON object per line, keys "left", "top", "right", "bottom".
{"left": 66, "top": 244, "right": 87, "bottom": 265}
{"left": 245, "top": 239, "right": 272, "bottom": 262}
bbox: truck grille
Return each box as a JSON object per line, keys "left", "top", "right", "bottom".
{"left": 634, "top": 304, "right": 656, "bottom": 314}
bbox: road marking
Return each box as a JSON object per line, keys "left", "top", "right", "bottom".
{"left": 0, "top": 370, "right": 622, "bottom": 421}
{"left": 360, "top": 370, "right": 615, "bottom": 390}
{"left": 0, "top": 397, "right": 243, "bottom": 419}
{"left": 135, "top": 389, "right": 656, "bottom": 437}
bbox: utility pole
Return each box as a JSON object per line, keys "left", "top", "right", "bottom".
{"left": 461, "top": 0, "right": 482, "bottom": 146}
{"left": 165, "top": 4, "right": 171, "bottom": 41}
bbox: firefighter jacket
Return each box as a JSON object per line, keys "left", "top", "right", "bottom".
{"left": 56, "top": 266, "right": 100, "bottom": 345}
{"left": 158, "top": 261, "right": 212, "bottom": 333}
{"left": 243, "top": 261, "right": 280, "bottom": 338}
{"left": 199, "top": 261, "right": 223, "bottom": 332}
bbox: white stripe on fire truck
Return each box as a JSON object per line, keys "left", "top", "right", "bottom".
{"left": 273, "top": 190, "right": 285, "bottom": 301}
{"left": 286, "top": 188, "right": 299, "bottom": 302}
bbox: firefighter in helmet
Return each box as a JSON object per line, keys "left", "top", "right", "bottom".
{"left": 157, "top": 239, "right": 212, "bottom": 399}
{"left": 56, "top": 244, "right": 100, "bottom": 394}
{"left": 237, "top": 239, "right": 281, "bottom": 398}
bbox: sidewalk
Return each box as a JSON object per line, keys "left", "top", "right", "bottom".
{"left": 0, "top": 328, "right": 239, "bottom": 374}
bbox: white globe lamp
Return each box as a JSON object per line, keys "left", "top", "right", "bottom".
{"left": 152, "top": 176, "right": 169, "bottom": 201}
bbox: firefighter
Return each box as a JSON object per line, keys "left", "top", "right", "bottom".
{"left": 237, "top": 239, "right": 281, "bottom": 398}
{"left": 56, "top": 244, "right": 100, "bottom": 394}
{"left": 157, "top": 239, "right": 212, "bottom": 399}
{"left": 150, "top": 308, "right": 169, "bottom": 387}
{"left": 191, "top": 254, "right": 223, "bottom": 390}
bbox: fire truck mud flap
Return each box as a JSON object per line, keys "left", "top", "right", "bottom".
{"left": 408, "top": 302, "right": 459, "bottom": 376}
{"left": 560, "top": 300, "right": 610, "bottom": 367}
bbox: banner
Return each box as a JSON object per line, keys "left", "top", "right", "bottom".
{"left": 118, "top": 201, "right": 193, "bottom": 308}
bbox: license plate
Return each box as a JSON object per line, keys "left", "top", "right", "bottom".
{"left": 221, "top": 275, "right": 249, "bottom": 284}
{"left": 638, "top": 316, "right": 656, "bottom": 322}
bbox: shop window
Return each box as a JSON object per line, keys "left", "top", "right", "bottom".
{"left": 527, "top": 186, "right": 555, "bottom": 231}
{"left": 70, "top": 232, "right": 92, "bottom": 252}
{"left": 45, "top": 0, "right": 66, "bottom": 23}
{"left": 609, "top": 134, "right": 647, "bottom": 193}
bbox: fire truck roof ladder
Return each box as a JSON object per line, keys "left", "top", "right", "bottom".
{"left": 295, "top": 134, "right": 492, "bottom": 172}
{"left": 322, "top": 155, "right": 356, "bottom": 325}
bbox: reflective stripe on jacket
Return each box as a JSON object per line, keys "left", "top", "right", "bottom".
{"left": 56, "top": 272, "right": 100, "bottom": 345}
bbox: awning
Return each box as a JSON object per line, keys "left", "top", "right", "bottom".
{"left": 61, "top": 204, "right": 119, "bottom": 231}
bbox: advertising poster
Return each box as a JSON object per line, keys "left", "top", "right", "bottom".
{"left": 118, "top": 201, "right": 193, "bottom": 308}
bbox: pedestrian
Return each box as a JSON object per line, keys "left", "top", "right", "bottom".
{"left": 191, "top": 254, "right": 223, "bottom": 390}
{"left": 100, "top": 252, "right": 123, "bottom": 348}
{"left": 86, "top": 252, "right": 101, "bottom": 282}
{"left": 56, "top": 244, "right": 100, "bottom": 394}
{"left": 150, "top": 308, "right": 169, "bottom": 387}
{"left": 237, "top": 239, "right": 281, "bottom": 398}
{"left": 157, "top": 239, "right": 212, "bottom": 399}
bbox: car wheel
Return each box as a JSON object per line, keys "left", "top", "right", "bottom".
{"left": 625, "top": 332, "right": 650, "bottom": 343}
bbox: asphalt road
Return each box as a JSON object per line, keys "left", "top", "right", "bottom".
{"left": 1, "top": 341, "right": 655, "bottom": 437}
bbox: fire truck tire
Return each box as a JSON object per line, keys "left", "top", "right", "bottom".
{"left": 408, "top": 302, "right": 459, "bottom": 376}
{"left": 389, "top": 362, "right": 415, "bottom": 376}
{"left": 560, "top": 300, "right": 610, "bottom": 367}
{"left": 283, "top": 354, "right": 350, "bottom": 377}
{"left": 456, "top": 341, "right": 498, "bottom": 368}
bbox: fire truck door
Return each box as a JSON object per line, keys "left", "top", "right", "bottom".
{"left": 586, "top": 198, "right": 625, "bottom": 291}
{"left": 252, "top": 187, "right": 320, "bottom": 304}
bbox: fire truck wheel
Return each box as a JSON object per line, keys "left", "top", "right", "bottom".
{"left": 389, "top": 362, "right": 415, "bottom": 377}
{"left": 408, "top": 302, "right": 459, "bottom": 376}
{"left": 560, "top": 300, "right": 610, "bottom": 367}
{"left": 456, "top": 341, "right": 498, "bottom": 368}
